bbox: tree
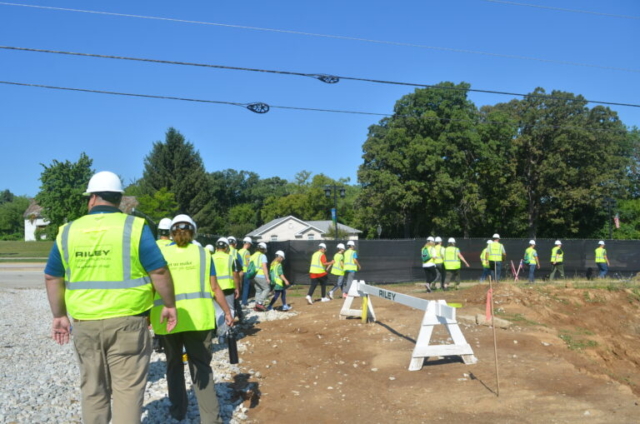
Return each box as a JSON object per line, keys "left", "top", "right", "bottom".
{"left": 0, "top": 195, "right": 29, "bottom": 240}
{"left": 134, "top": 187, "right": 179, "bottom": 222}
{"left": 36, "top": 153, "right": 93, "bottom": 239}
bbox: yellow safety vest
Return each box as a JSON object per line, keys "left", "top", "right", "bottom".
{"left": 250, "top": 251, "right": 266, "bottom": 276}
{"left": 432, "top": 245, "right": 445, "bottom": 264}
{"left": 331, "top": 252, "right": 345, "bottom": 276}
{"left": 309, "top": 251, "right": 325, "bottom": 274}
{"left": 56, "top": 213, "right": 152, "bottom": 320}
{"left": 238, "top": 248, "right": 251, "bottom": 272}
{"left": 595, "top": 247, "right": 607, "bottom": 263}
{"left": 481, "top": 248, "right": 489, "bottom": 268}
{"left": 488, "top": 242, "right": 504, "bottom": 262}
{"left": 551, "top": 246, "right": 563, "bottom": 263}
{"left": 156, "top": 239, "right": 171, "bottom": 248}
{"left": 444, "top": 246, "right": 461, "bottom": 270}
{"left": 525, "top": 247, "right": 537, "bottom": 265}
{"left": 151, "top": 243, "right": 214, "bottom": 334}
{"left": 213, "top": 250, "right": 235, "bottom": 290}
{"left": 344, "top": 249, "right": 358, "bottom": 272}
{"left": 270, "top": 261, "right": 284, "bottom": 287}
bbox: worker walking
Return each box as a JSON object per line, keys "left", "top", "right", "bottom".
{"left": 239, "top": 237, "right": 253, "bottom": 306}
{"left": 328, "top": 243, "right": 346, "bottom": 299}
{"left": 156, "top": 217, "right": 173, "bottom": 247}
{"left": 443, "top": 238, "right": 470, "bottom": 290}
{"left": 306, "top": 242, "right": 334, "bottom": 304}
{"left": 432, "top": 237, "right": 446, "bottom": 290}
{"left": 550, "top": 240, "right": 565, "bottom": 280}
{"left": 595, "top": 240, "right": 610, "bottom": 278}
{"left": 488, "top": 233, "right": 506, "bottom": 282}
{"left": 151, "top": 215, "right": 233, "bottom": 423}
{"left": 421, "top": 236, "right": 437, "bottom": 292}
{"left": 480, "top": 240, "right": 492, "bottom": 282}
{"left": 524, "top": 240, "right": 540, "bottom": 283}
{"left": 249, "top": 242, "right": 271, "bottom": 311}
{"left": 44, "top": 171, "right": 177, "bottom": 424}
{"left": 212, "top": 237, "right": 238, "bottom": 339}
{"left": 343, "top": 240, "right": 361, "bottom": 294}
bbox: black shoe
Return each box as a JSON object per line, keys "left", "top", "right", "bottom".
{"left": 425, "top": 283, "right": 432, "bottom": 293}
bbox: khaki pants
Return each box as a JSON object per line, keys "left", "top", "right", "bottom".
{"left": 72, "top": 315, "right": 151, "bottom": 424}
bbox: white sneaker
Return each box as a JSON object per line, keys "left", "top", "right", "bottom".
{"left": 328, "top": 291, "right": 334, "bottom": 300}
{"left": 321, "top": 297, "right": 330, "bottom": 302}
{"left": 306, "top": 295, "right": 313, "bottom": 305}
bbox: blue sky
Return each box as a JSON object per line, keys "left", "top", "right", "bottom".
{"left": 1, "top": 0, "right": 638, "bottom": 197}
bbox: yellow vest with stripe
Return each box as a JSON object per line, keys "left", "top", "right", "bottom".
{"left": 595, "top": 247, "right": 607, "bottom": 263}
{"left": 525, "top": 247, "right": 537, "bottom": 265}
{"left": 270, "top": 261, "right": 284, "bottom": 287}
{"left": 151, "top": 243, "right": 214, "bottom": 334}
{"left": 156, "top": 239, "right": 172, "bottom": 248}
{"left": 250, "top": 251, "right": 266, "bottom": 276}
{"left": 309, "top": 251, "right": 325, "bottom": 274}
{"left": 56, "top": 213, "right": 152, "bottom": 320}
{"left": 432, "top": 245, "right": 445, "bottom": 264}
{"left": 331, "top": 252, "right": 345, "bottom": 276}
{"left": 238, "top": 248, "right": 251, "bottom": 272}
{"left": 551, "top": 246, "right": 563, "bottom": 263}
{"left": 344, "top": 249, "right": 357, "bottom": 272}
{"left": 481, "top": 248, "right": 489, "bottom": 268}
{"left": 213, "top": 250, "right": 235, "bottom": 290}
{"left": 488, "top": 242, "right": 504, "bottom": 261}
{"left": 444, "top": 246, "right": 461, "bottom": 270}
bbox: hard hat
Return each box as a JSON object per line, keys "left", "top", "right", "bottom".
{"left": 84, "top": 171, "right": 124, "bottom": 195}
{"left": 227, "top": 236, "right": 237, "bottom": 244}
{"left": 598, "top": 240, "right": 605, "bottom": 245}
{"left": 243, "top": 236, "right": 253, "bottom": 244}
{"left": 492, "top": 233, "right": 500, "bottom": 239}
{"left": 216, "top": 237, "right": 229, "bottom": 248}
{"left": 487, "top": 240, "right": 493, "bottom": 244}
{"left": 258, "top": 242, "right": 267, "bottom": 249}
{"left": 171, "top": 214, "right": 197, "bottom": 237}
{"left": 529, "top": 240, "right": 536, "bottom": 245}
{"left": 427, "top": 236, "right": 435, "bottom": 242}
{"left": 205, "top": 244, "right": 214, "bottom": 252}
{"left": 318, "top": 243, "right": 327, "bottom": 249}
{"left": 448, "top": 237, "right": 456, "bottom": 243}
{"left": 434, "top": 237, "right": 442, "bottom": 243}
{"left": 275, "top": 250, "right": 285, "bottom": 259}
{"left": 555, "top": 240, "right": 562, "bottom": 245}
{"left": 158, "top": 218, "right": 172, "bottom": 230}
{"left": 347, "top": 240, "right": 355, "bottom": 246}
{"left": 337, "top": 243, "right": 346, "bottom": 250}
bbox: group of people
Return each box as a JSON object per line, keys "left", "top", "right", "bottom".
{"left": 305, "top": 241, "right": 361, "bottom": 304}
{"left": 422, "top": 233, "right": 613, "bottom": 287}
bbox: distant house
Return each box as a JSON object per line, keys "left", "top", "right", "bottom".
{"left": 247, "top": 215, "right": 362, "bottom": 242}
{"left": 23, "top": 196, "right": 139, "bottom": 241}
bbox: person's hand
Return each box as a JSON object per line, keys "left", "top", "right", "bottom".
{"left": 224, "top": 312, "right": 234, "bottom": 327}
{"left": 160, "top": 306, "right": 178, "bottom": 332}
{"left": 52, "top": 316, "right": 71, "bottom": 345}
{"left": 234, "top": 289, "right": 240, "bottom": 299}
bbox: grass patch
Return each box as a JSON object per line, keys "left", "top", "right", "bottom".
{"left": 0, "top": 240, "right": 52, "bottom": 261}
{"left": 559, "top": 329, "right": 598, "bottom": 351}
{"left": 496, "top": 311, "right": 546, "bottom": 327}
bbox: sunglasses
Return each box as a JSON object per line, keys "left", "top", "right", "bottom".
{"left": 171, "top": 223, "right": 194, "bottom": 231}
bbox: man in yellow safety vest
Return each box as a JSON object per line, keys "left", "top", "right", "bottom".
{"left": 550, "top": 240, "right": 564, "bottom": 280}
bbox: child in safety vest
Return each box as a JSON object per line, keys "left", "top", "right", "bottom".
{"left": 267, "top": 251, "right": 292, "bottom": 311}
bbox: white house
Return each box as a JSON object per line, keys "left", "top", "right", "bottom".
{"left": 247, "top": 215, "right": 362, "bottom": 242}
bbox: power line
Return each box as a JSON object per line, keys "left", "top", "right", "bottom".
{"left": 0, "top": 1, "right": 638, "bottom": 73}
{"left": 0, "top": 80, "right": 629, "bottom": 134}
{"left": 3, "top": 45, "right": 639, "bottom": 109}
{"left": 482, "top": 0, "right": 640, "bottom": 20}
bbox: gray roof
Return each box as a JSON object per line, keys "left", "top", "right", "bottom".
{"left": 306, "top": 221, "right": 362, "bottom": 234}
{"left": 247, "top": 215, "right": 361, "bottom": 237}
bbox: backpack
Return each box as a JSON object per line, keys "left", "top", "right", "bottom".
{"left": 246, "top": 260, "right": 258, "bottom": 279}
{"left": 421, "top": 247, "right": 432, "bottom": 263}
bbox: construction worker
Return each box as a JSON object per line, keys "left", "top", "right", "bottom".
{"left": 156, "top": 218, "right": 172, "bottom": 247}
{"left": 44, "top": 170, "right": 177, "bottom": 424}
{"left": 227, "top": 236, "right": 244, "bottom": 321}
{"left": 343, "top": 240, "right": 361, "bottom": 295}
{"left": 432, "top": 237, "right": 446, "bottom": 290}
{"left": 595, "top": 240, "right": 610, "bottom": 278}
{"left": 421, "top": 236, "right": 437, "bottom": 293}
{"left": 550, "top": 240, "right": 565, "bottom": 280}
{"left": 151, "top": 214, "right": 233, "bottom": 423}
{"left": 328, "top": 243, "right": 346, "bottom": 299}
{"left": 267, "top": 250, "right": 292, "bottom": 311}
{"left": 239, "top": 237, "right": 253, "bottom": 306}
{"left": 488, "top": 233, "right": 506, "bottom": 282}
{"left": 212, "top": 237, "right": 237, "bottom": 338}
{"left": 306, "top": 242, "right": 334, "bottom": 304}
{"left": 249, "top": 242, "right": 271, "bottom": 311}
{"left": 443, "top": 238, "right": 470, "bottom": 290}
{"left": 480, "top": 240, "right": 493, "bottom": 282}
{"left": 524, "top": 240, "right": 540, "bottom": 283}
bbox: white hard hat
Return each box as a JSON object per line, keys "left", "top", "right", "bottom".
{"left": 427, "top": 236, "right": 435, "bottom": 242}
{"left": 448, "top": 237, "right": 456, "bottom": 243}
{"left": 227, "top": 236, "right": 237, "bottom": 244}
{"left": 529, "top": 240, "right": 536, "bottom": 245}
{"left": 318, "top": 243, "right": 327, "bottom": 249}
{"left": 275, "top": 250, "right": 285, "bottom": 259}
{"left": 84, "top": 171, "right": 124, "bottom": 195}
{"left": 216, "top": 237, "right": 229, "bottom": 248}
{"left": 598, "top": 240, "right": 605, "bottom": 245}
{"left": 158, "top": 218, "right": 172, "bottom": 230}
{"left": 243, "top": 236, "right": 252, "bottom": 244}
{"left": 347, "top": 240, "right": 355, "bottom": 246}
{"left": 258, "top": 242, "right": 267, "bottom": 249}
{"left": 434, "top": 237, "right": 442, "bottom": 243}
{"left": 487, "top": 240, "right": 493, "bottom": 244}
{"left": 205, "top": 244, "right": 214, "bottom": 252}
{"left": 337, "top": 243, "right": 346, "bottom": 250}
{"left": 171, "top": 214, "right": 197, "bottom": 237}
{"left": 555, "top": 240, "right": 562, "bottom": 245}
{"left": 492, "top": 233, "right": 500, "bottom": 239}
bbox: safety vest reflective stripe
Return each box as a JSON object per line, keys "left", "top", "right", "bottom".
{"left": 213, "top": 251, "right": 234, "bottom": 290}
{"left": 271, "top": 262, "right": 283, "bottom": 286}
{"left": 525, "top": 247, "right": 537, "bottom": 265}
{"left": 595, "top": 248, "right": 607, "bottom": 263}
{"left": 238, "top": 248, "right": 250, "bottom": 271}
{"left": 488, "top": 242, "right": 503, "bottom": 261}
{"left": 331, "top": 252, "right": 344, "bottom": 276}
{"left": 66, "top": 277, "right": 151, "bottom": 290}
{"left": 154, "top": 291, "right": 212, "bottom": 307}
{"left": 250, "top": 252, "right": 266, "bottom": 276}
{"left": 309, "top": 251, "right": 325, "bottom": 273}
{"left": 344, "top": 249, "right": 357, "bottom": 271}
{"left": 551, "top": 247, "right": 563, "bottom": 263}
{"left": 444, "top": 246, "right": 461, "bottom": 270}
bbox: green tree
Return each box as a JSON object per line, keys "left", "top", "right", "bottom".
{"left": 226, "top": 203, "right": 258, "bottom": 237}
{"left": 134, "top": 187, "right": 179, "bottom": 222}
{"left": 36, "top": 153, "right": 93, "bottom": 239}
{"left": 0, "top": 195, "right": 30, "bottom": 240}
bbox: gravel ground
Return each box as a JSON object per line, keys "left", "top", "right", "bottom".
{"left": 0, "top": 288, "right": 295, "bottom": 423}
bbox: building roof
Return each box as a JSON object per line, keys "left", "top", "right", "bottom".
{"left": 306, "top": 220, "right": 362, "bottom": 234}
{"left": 247, "top": 215, "right": 361, "bottom": 237}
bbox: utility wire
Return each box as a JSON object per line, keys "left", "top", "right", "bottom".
{"left": 2, "top": 45, "right": 639, "bottom": 109}
{"left": 482, "top": 0, "right": 640, "bottom": 20}
{"left": 0, "top": 2, "right": 637, "bottom": 73}
{"left": 0, "top": 80, "right": 629, "bottom": 134}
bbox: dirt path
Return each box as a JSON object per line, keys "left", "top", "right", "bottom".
{"left": 234, "top": 283, "right": 640, "bottom": 423}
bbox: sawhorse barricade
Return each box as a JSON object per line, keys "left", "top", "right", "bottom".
{"left": 340, "top": 280, "right": 477, "bottom": 371}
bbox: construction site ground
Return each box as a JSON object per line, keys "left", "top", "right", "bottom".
{"left": 234, "top": 281, "right": 640, "bottom": 423}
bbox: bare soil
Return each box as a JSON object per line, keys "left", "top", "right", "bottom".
{"left": 233, "top": 282, "right": 640, "bottom": 423}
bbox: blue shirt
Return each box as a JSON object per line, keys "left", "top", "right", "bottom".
{"left": 44, "top": 207, "right": 167, "bottom": 277}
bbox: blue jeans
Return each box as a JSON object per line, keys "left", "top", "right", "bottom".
{"left": 480, "top": 267, "right": 492, "bottom": 282}
{"left": 241, "top": 274, "right": 251, "bottom": 305}
{"left": 597, "top": 263, "right": 608, "bottom": 278}
{"left": 528, "top": 264, "right": 536, "bottom": 283}
{"left": 489, "top": 261, "right": 502, "bottom": 282}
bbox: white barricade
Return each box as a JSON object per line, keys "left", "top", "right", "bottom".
{"left": 340, "top": 280, "right": 477, "bottom": 371}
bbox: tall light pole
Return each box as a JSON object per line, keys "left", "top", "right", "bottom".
{"left": 324, "top": 185, "right": 345, "bottom": 240}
